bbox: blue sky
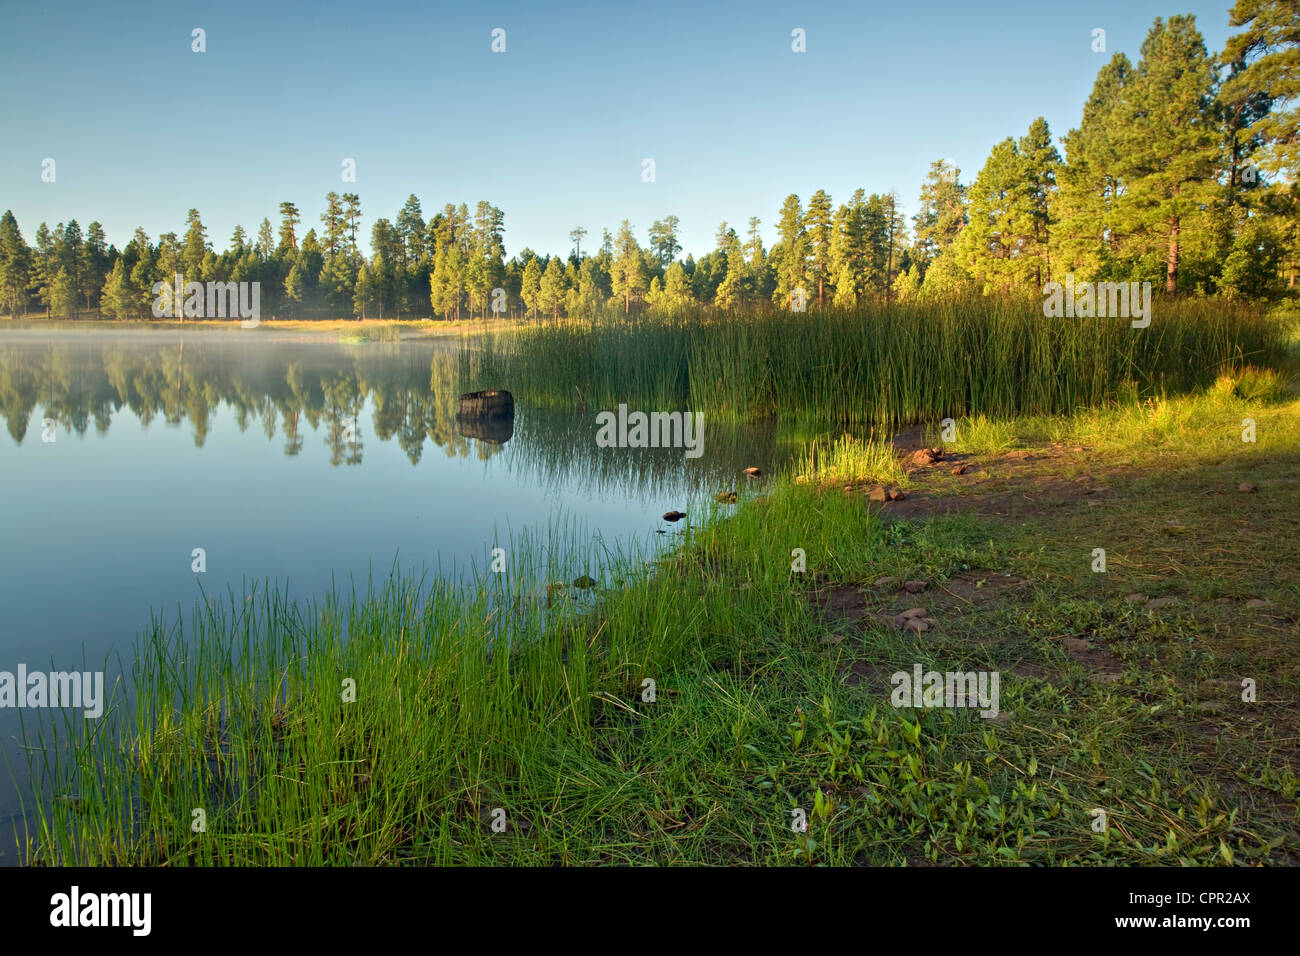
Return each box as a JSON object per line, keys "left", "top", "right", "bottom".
{"left": 0, "top": 0, "right": 1239, "bottom": 260}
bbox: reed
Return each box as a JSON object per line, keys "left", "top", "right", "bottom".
{"left": 460, "top": 297, "right": 1285, "bottom": 428}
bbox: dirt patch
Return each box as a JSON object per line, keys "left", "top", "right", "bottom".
{"left": 812, "top": 572, "right": 1034, "bottom": 640}
{"left": 1055, "top": 635, "right": 1125, "bottom": 681}
{"left": 862, "top": 443, "right": 1142, "bottom": 520}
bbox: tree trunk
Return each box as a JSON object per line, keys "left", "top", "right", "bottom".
{"left": 1166, "top": 217, "right": 1180, "bottom": 295}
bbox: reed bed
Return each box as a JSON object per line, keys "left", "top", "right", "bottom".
{"left": 460, "top": 297, "right": 1285, "bottom": 427}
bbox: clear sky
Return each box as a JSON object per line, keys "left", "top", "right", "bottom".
{"left": 0, "top": 0, "right": 1240, "bottom": 260}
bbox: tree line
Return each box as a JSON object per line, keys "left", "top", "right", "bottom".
{"left": 0, "top": 3, "right": 1295, "bottom": 321}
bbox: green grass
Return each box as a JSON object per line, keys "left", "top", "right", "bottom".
{"left": 461, "top": 297, "right": 1286, "bottom": 428}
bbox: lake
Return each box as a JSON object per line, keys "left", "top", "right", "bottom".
{"left": 0, "top": 326, "right": 792, "bottom": 861}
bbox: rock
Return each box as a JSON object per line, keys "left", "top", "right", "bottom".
{"left": 743, "top": 467, "right": 762, "bottom": 478}
{"left": 911, "top": 449, "right": 938, "bottom": 466}
{"left": 868, "top": 485, "right": 888, "bottom": 502}
{"left": 1124, "top": 593, "right": 1147, "bottom": 604}
{"left": 1145, "top": 597, "right": 1178, "bottom": 610}
{"left": 900, "top": 607, "right": 928, "bottom": 619}
{"left": 571, "top": 575, "right": 598, "bottom": 590}
{"left": 714, "top": 491, "right": 738, "bottom": 504}
{"left": 951, "top": 464, "right": 967, "bottom": 475}
{"left": 886, "top": 487, "right": 907, "bottom": 501}
{"left": 1245, "top": 598, "right": 1274, "bottom": 609}
{"left": 662, "top": 510, "right": 686, "bottom": 522}
{"left": 1239, "top": 482, "right": 1257, "bottom": 494}
{"left": 457, "top": 389, "right": 514, "bottom": 419}
{"left": 903, "top": 580, "right": 928, "bottom": 594}
{"left": 873, "top": 576, "right": 900, "bottom": 589}
{"left": 903, "top": 618, "right": 930, "bottom": 633}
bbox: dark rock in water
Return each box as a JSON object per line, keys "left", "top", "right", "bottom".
{"left": 571, "top": 575, "right": 598, "bottom": 590}
{"left": 457, "top": 389, "right": 514, "bottom": 419}
{"left": 715, "top": 491, "right": 738, "bottom": 503}
{"left": 457, "top": 390, "right": 515, "bottom": 444}
{"left": 662, "top": 510, "right": 686, "bottom": 523}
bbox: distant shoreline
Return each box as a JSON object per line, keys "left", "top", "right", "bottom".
{"left": 0, "top": 317, "right": 514, "bottom": 338}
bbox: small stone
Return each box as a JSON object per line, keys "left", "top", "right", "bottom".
{"left": 900, "top": 607, "right": 928, "bottom": 619}
{"left": 903, "top": 580, "right": 928, "bottom": 594}
{"left": 1124, "top": 593, "right": 1147, "bottom": 604}
{"left": 868, "top": 485, "right": 887, "bottom": 502}
{"left": 1245, "top": 598, "right": 1274, "bottom": 609}
{"left": 951, "top": 464, "right": 967, "bottom": 475}
{"left": 872, "top": 576, "right": 900, "bottom": 589}
{"left": 1145, "top": 597, "right": 1178, "bottom": 610}
{"left": 1239, "top": 482, "right": 1257, "bottom": 494}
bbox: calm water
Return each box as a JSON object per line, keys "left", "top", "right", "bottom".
{"left": 0, "top": 328, "right": 792, "bottom": 859}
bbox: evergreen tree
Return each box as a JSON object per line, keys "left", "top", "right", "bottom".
{"left": 806, "top": 190, "right": 833, "bottom": 305}
{"left": 912, "top": 161, "right": 967, "bottom": 275}
{"left": 610, "top": 220, "right": 646, "bottom": 312}
{"left": 277, "top": 202, "right": 301, "bottom": 253}
{"left": 539, "top": 256, "right": 567, "bottom": 320}
{"left": 0, "top": 211, "right": 32, "bottom": 317}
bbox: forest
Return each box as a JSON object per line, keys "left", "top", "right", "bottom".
{"left": 0, "top": 7, "right": 1296, "bottom": 322}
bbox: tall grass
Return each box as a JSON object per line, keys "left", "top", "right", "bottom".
{"left": 460, "top": 296, "right": 1286, "bottom": 428}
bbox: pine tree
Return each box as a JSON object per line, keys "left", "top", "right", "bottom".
{"left": 1223, "top": 0, "right": 1300, "bottom": 179}
{"left": 320, "top": 192, "right": 345, "bottom": 258}
{"left": 771, "top": 194, "right": 808, "bottom": 308}
{"left": 806, "top": 190, "right": 833, "bottom": 305}
{"left": 648, "top": 216, "right": 682, "bottom": 267}
{"left": 277, "top": 202, "right": 301, "bottom": 253}
{"left": 520, "top": 256, "right": 542, "bottom": 319}
{"left": 539, "top": 255, "right": 567, "bottom": 320}
{"left": 100, "top": 258, "right": 137, "bottom": 319}
{"left": 0, "top": 211, "right": 32, "bottom": 317}
{"left": 1115, "top": 15, "right": 1220, "bottom": 292}
{"left": 1057, "top": 53, "right": 1135, "bottom": 280}
{"left": 610, "top": 220, "right": 646, "bottom": 313}
{"left": 912, "top": 161, "right": 967, "bottom": 275}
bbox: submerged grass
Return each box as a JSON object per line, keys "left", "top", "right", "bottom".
{"left": 461, "top": 297, "right": 1286, "bottom": 428}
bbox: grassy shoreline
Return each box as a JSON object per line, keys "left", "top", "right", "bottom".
{"left": 18, "top": 358, "right": 1299, "bottom": 865}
